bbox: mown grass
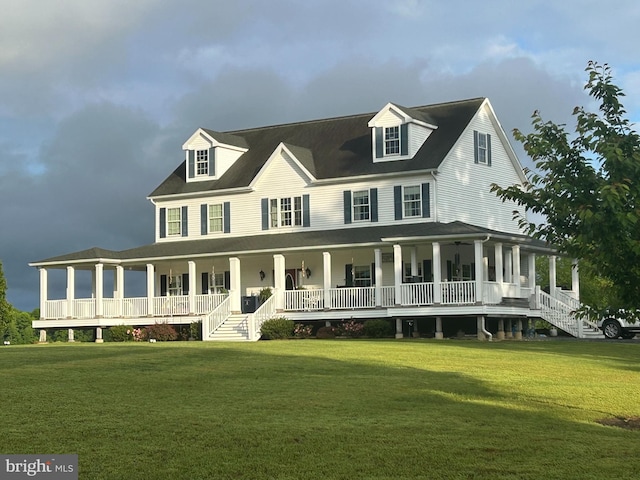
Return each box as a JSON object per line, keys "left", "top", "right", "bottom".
{"left": 1, "top": 339, "right": 639, "bottom": 479}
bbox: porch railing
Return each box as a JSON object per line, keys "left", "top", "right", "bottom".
{"left": 380, "top": 286, "right": 396, "bottom": 307}
{"left": 441, "top": 281, "right": 476, "bottom": 304}
{"left": 327, "top": 287, "right": 375, "bottom": 309}
{"left": 202, "top": 296, "right": 231, "bottom": 339}
{"left": 400, "top": 283, "right": 434, "bottom": 306}
{"left": 249, "top": 296, "right": 276, "bottom": 340}
{"left": 284, "top": 289, "right": 324, "bottom": 311}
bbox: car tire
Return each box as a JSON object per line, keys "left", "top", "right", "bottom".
{"left": 602, "top": 319, "right": 622, "bottom": 339}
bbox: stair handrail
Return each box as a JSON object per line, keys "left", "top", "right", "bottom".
{"left": 552, "top": 288, "right": 601, "bottom": 333}
{"left": 201, "top": 296, "right": 231, "bottom": 339}
{"left": 248, "top": 296, "right": 276, "bottom": 341}
{"left": 538, "top": 290, "right": 579, "bottom": 337}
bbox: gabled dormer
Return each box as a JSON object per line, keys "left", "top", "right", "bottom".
{"left": 182, "top": 128, "right": 249, "bottom": 182}
{"left": 367, "top": 103, "right": 438, "bottom": 163}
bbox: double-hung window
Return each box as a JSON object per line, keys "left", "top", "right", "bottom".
{"left": 167, "top": 207, "right": 182, "bottom": 236}
{"left": 477, "top": 133, "right": 488, "bottom": 164}
{"left": 403, "top": 185, "right": 421, "bottom": 218}
{"left": 270, "top": 196, "right": 302, "bottom": 228}
{"left": 352, "top": 190, "right": 370, "bottom": 222}
{"left": 404, "top": 263, "right": 423, "bottom": 283}
{"left": 168, "top": 275, "right": 182, "bottom": 296}
{"left": 209, "top": 272, "right": 225, "bottom": 294}
{"left": 196, "top": 150, "right": 209, "bottom": 175}
{"left": 474, "top": 131, "right": 491, "bottom": 165}
{"left": 208, "top": 204, "right": 223, "bottom": 233}
{"left": 354, "top": 265, "right": 372, "bottom": 287}
{"left": 385, "top": 126, "right": 400, "bottom": 155}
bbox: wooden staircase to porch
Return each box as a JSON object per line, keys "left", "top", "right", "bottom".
{"left": 536, "top": 290, "right": 602, "bottom": 339}
{"left": 209, "top": 314, "right": 251, "bottom": 341}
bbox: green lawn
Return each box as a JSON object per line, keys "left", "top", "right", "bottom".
{"left": 1, "top": 339, "right": 639, "bottom": 479}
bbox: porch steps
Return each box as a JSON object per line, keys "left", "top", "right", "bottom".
{"left": 209, "top": 314, "right": 250, "bottom": 341}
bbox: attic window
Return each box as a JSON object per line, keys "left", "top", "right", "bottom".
{"left": 385, "top": 126, "right": 400, "bottom": 155}
{"left": 375, "top": 124, "right": 408, "bottom": 159}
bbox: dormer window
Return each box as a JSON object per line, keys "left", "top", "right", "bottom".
{"left": 385, "top": 126, "right": 400, "bottom": 155}
{"left": 196, "top": 150, "right": 209, "bottom": 175}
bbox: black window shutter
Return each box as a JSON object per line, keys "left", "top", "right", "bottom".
{"left": 182, "top": 274, "right": 189, "bottom": 295}
{"left": 302, "top": 194, "right": 310, "bottom": 227}
{"left": 224, "top": 271, "right": 230, "bottom": 290}
{"left": 343, "top": 191, "right": 352, "bottom": 224}
{"left": 188, "top": 150, "right": 195, "bottom": 178}
{"left": 473, "top": 130, "right": 479, "bottom": 164}
{"left": 371, "top": 262, "right": 376, "bottom": 286}
{"left": 345, "top": 264, "right": 353, "bottom": 287}
{"left": 375, "top": 127, "right": 383, "bottom": 158}
{"left": 447, "top": 260, "right": 453, "bottom": 281}
{"left": 471, "top": 263, "right": 476, "bottom": 281}
{"left": 370, "top": 188, "right": 378, "bottom": 222}
{"left": 223, "top": 202, "right": 231, "bottom": 233}
{"left": 261, "top": 198, "right": 269, "bottom": 230}
{"left": 181, "top": 206, "right": 188, "bottom": 237}
{"left": 200, "top": 204, "right": 207, "bottom": 235}
{"left": 201, "top": 272, "right": 209, "bottom": 294}
{"left": 487, "top": 134, "right": 492, "bottom": 166}
{"left": 423, "top": 259, "right": 432, "bottom": 282}
{"left": 159, "top": 208, "right": 166, "bottom": 238}
{"left": 394, "top": 186, "right": 403, "bottom": 220}
{"left": 400, "top": 124, "right": 408, "bottom": 156}
{"left": 421, "top": 183, "right": 430, "bottom": 218}
{"left": 209, "top": 147, "right": 215, "bottom": 176}
{"left": 160, "top": 275, "right": 167, "bottom": 296}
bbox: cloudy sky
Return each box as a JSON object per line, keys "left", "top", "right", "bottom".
{"left": 2, "top": 0, "right": 640, "bottom": 311}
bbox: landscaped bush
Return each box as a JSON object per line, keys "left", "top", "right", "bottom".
{"left": 342, "top": 320, "right": 365, "bottom": 338}
{"left": 315, "top": 326, "right": 335, "bottom": 339}
{"left": 190, "top": 320, "right": 202, "bottom": 341}
{"left": 293, "top": 323, "right": 313, "bottom": 338}
{"left": 363, "top": 319, "right": 393, "bottom": 338}
{"left": 146, "top": 323, "right": 178, "bottom": 341}
{"left": 260, "top": 317, "right": 294, "bottom": 339}
{"left": 109, "top": 325, "right": 135, "bottom": 342}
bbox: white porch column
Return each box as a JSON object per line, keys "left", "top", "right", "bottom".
{"left": 39, "top": 268, "right": 48, "bottom": 320}
{"left": 528, "top": 253, "right": 536, "bottom": 291}
{"left": 494, "top": 243, "right": 504, "bottom": 284}
{"left": 229, "top": 257, "right": 241, "bottom": 313}
{"left": 395, "top": 318, "right": 403, "bottom": 339}
{"left": 549, "top": 255, "right": 557, "bottom": 297}
{"left": 435, "top": 316, "right": 443, "bottom": 340}
{"left": 274, "top": 254, "right": 285, "bottom": 312}
{"left": 95, "top": 327, "right": 103, "bottom": 343}
{"left": 323, "top": 252, "right": 331, "bottom": 309}
{"left": 66, "top": 266, "right": 75, "bottom": 319}
{"left": 114, "top": 266, "right": 125, "bottom": 317}
{"left": 68, "top": 329, "right": 75, "bottom": 343}
{"left": 504, "top": 249, "right": 513, "bottom": 284}
{"left": 38, "top": 330, "right": 47, "bottom": 343}
{"left": 497, "top": 318, "right": 505, "bottom": 340}
{"left": 432, "top": 242, "right": 442, "bottom": 304}
{"left": 410, "top": 247, "right": 418, "bottom": 278}
{"left": 95, "top": 263, "right": 104, "bottom": 318}
{"left": 393, "top": 244, "right": 403, "bottom": 306}
{"left": 474, "top": 240, "right": 483, "bottom": 304}
{"left": 571, "top": 259, "right": 580, "bottom": 301}
{"left": 374, "top": 248, "right": 382, "bottom": 307}
{"left": 146, "top": 264, "right": 155, "bottom": 316}
{"left": 512, "top": 245, "right": 521, "bottom": 297}
{"left": 188, "top": 260, "right": 196, "bottom": 314}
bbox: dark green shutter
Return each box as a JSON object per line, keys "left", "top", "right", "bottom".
{"left": 159, "top": 208, "right": 166, "bottom": 238}
{"left": 471, "top": 263, "right": 476, "bottom": 281}
{"left": 394, "top": 186, "right": 402, "bottom": 220}
{"left": 447, "top": 260, "right": 453, "bottom": 281}
{"left": 181, "top": 206, "right": 188, "bottom": 237}
{"left": 343, "top": 191, "right": 352, "bottom": 224}
{"left": 421, "top": 183, "right": 430, "bottom": 218}
{"left": 224, "top": 271, "right": 230, "bottom": 290}
{"left": 423, "top": 259, "right": 432, "bottom": 282}
{"left": 371, "top": 262, "right": 376, "bottom": 286}
{"left": 188, "top": 150, "right": 195, "bottom": 178}
{"left": 370, "top": 188, "right": 378, "bottom": 222}
{"left": 487, "top": 134, "right": 492, "bottom": 166}
{"left": 201, "top": 272, "right": 209, "bottom": 294}
{"left": 302, "top": 194, "right": 310, "bottom": 227}
{"left": 209, "top": 147, "right": 215, "bottom": 176}
{"left": 261, "top": 198, "right": 269, "bottom": 230}
{"left": 400, "top": 124, "right": 408, "bottom": 155}
{"left": 345, "top": 264, "right": 353, "bottom": 287}
{"left": 201, "top": 204, "right": 207, "bottom": 235}
{"left": 223, "top": 202, "right": 230, "bottom": 233}
{"left": 473, "top": 131, "right": 479, "bottom": 164}
{"left": 182, "top": 274, "right": 189, "bottom": 295}
{"left": 160, "top": 275, "right": 167, "bottom": 296}
{"left": 375, "top": 127, "right": 383, "bottom": 158}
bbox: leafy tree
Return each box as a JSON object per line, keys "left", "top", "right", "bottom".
{"left": 0, "top": 261, "right": 12, "bottom": 340}
{"left": 492, "top": 62, "right": 640, "bottom": 320}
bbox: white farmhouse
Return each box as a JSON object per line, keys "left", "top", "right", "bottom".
{"left": 30, "top": 98, "right": 599, "bottom": 341}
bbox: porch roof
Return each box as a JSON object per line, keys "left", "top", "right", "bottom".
{"left": 30, "top": 221, "right": 553, "bottom": 268}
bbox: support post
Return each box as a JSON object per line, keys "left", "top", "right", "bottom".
{"left": 115, "top": 265, "right": 125, "bottom": 317}
{"left": 38, "top": 329, "right": 47, "bottom": 343}
{"left": 188, "top": 260, "right": 196, "bottom": 315}
{"left": 571, "top": 259, "right": 580, "bottom": 301}
{"left": 323, "top": 252, "right": 331, "bottom": 309}
{"left": 497, "top": 318, "right": 505, "bottom": 340}
{"left": 273, "top": 254, "right": 285, "bottom": 312}
{"left": 68, "top": 329, "right": 75, "bottom": 343}
{"left": 549, "top": 255, "right": 557, "bottom": 297}
{"left": 495, "top": 243, "right": 504, "bottom": 285}
{"left": 229, "top": 257, "right": 241, "bottom": 314}
{"left": 66, "top": 266, "right": 75, "bottom": 318}
{"left": 95, "top": 327, "right": 103, "bottom": 343}
{"left": 39, "top": 268, "right": 48, "bottom": 320}
{"left": 506, "top": 318, "right": 513, "bottom": 339}
{"left": 393, "top": 245, "right": 402, "bottom": 306}
{"left": 528, "top": 253, "right": 536, "bottom": 292}
{"left": 512, "top": 245, "right": 521, "bottom": 297}
{"left": 474, "top": 240, "right": 484, "bottom": 304}
{"left": 435, "top": 316, "right": 443, "bottom": 339}
{"left": 146, "top": 264, "right": 155, "bottom": 316}
{"left": 95, "top": 263, "right": 104, "bottom": 318}
{"left": 514, "top": 319, "right": 523, "bottom": 340}
{"left": 395, "top": 318, "right": 403, "bottom": 339}
{"left": 504, "top": 249, "right": 513, "bottom": 284}
{"left": 432, "top": 242, "right": 442, "bottom": 304}
{"left": 374, "top": 248, "right": 382, "bottom": 307}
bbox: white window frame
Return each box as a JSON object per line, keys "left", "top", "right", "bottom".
{"left": 476, "top": 133, "right": 488, "bottom": 164}
{"left": 385, "top": 126, "right": 400, "bottom": 155}
{"left": 270, "top": 196, "right": 302, "bottom": 228}
{"left": 209, "top": 272, "right": 225, "bottom": 294}
{"left": 196, "top": 149, "right": 209, "bottom": 176}
{"left": 403, "top": 185, "right": 421, "bottom": 218}
{"left": 167, "top": 207, "right": 181, "bottom": 236}
{"left": 168, "top": 275, "right": 183, "bottom": 296}
{"left": 352, "top": 190, "right": 370, "bottom": 222}
{"left": 208, "top": 204, "right": 223, "bottom": 233}
{"left": 403, "top": 263, "right": 423, "bottom": 283}
{"left": 354, "top": 265, "right": 371, "bottom": 287}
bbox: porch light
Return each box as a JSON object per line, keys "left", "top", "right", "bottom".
{"left": 259, "top": 270, "right": 265, "bottom": 281}
{"left": 305, "top": 267, "right": 311, "bottom": 279}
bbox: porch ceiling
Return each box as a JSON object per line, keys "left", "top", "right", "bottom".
{"left": 30, "top": 221, "right": 554, "bottom": 268}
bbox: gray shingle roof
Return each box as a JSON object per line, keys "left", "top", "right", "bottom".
{"left": 149, "top": 98, "right": 485, "bottom": 197}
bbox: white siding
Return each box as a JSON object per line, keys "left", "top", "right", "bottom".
{"left": 436, "top": 103, "right": 526, "bottom": 234}
{"left": 408, "top": 123, "right": 431, "bottom": 157}
{"left": 184, "top": 133, "right": 244, "bottom": 181}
